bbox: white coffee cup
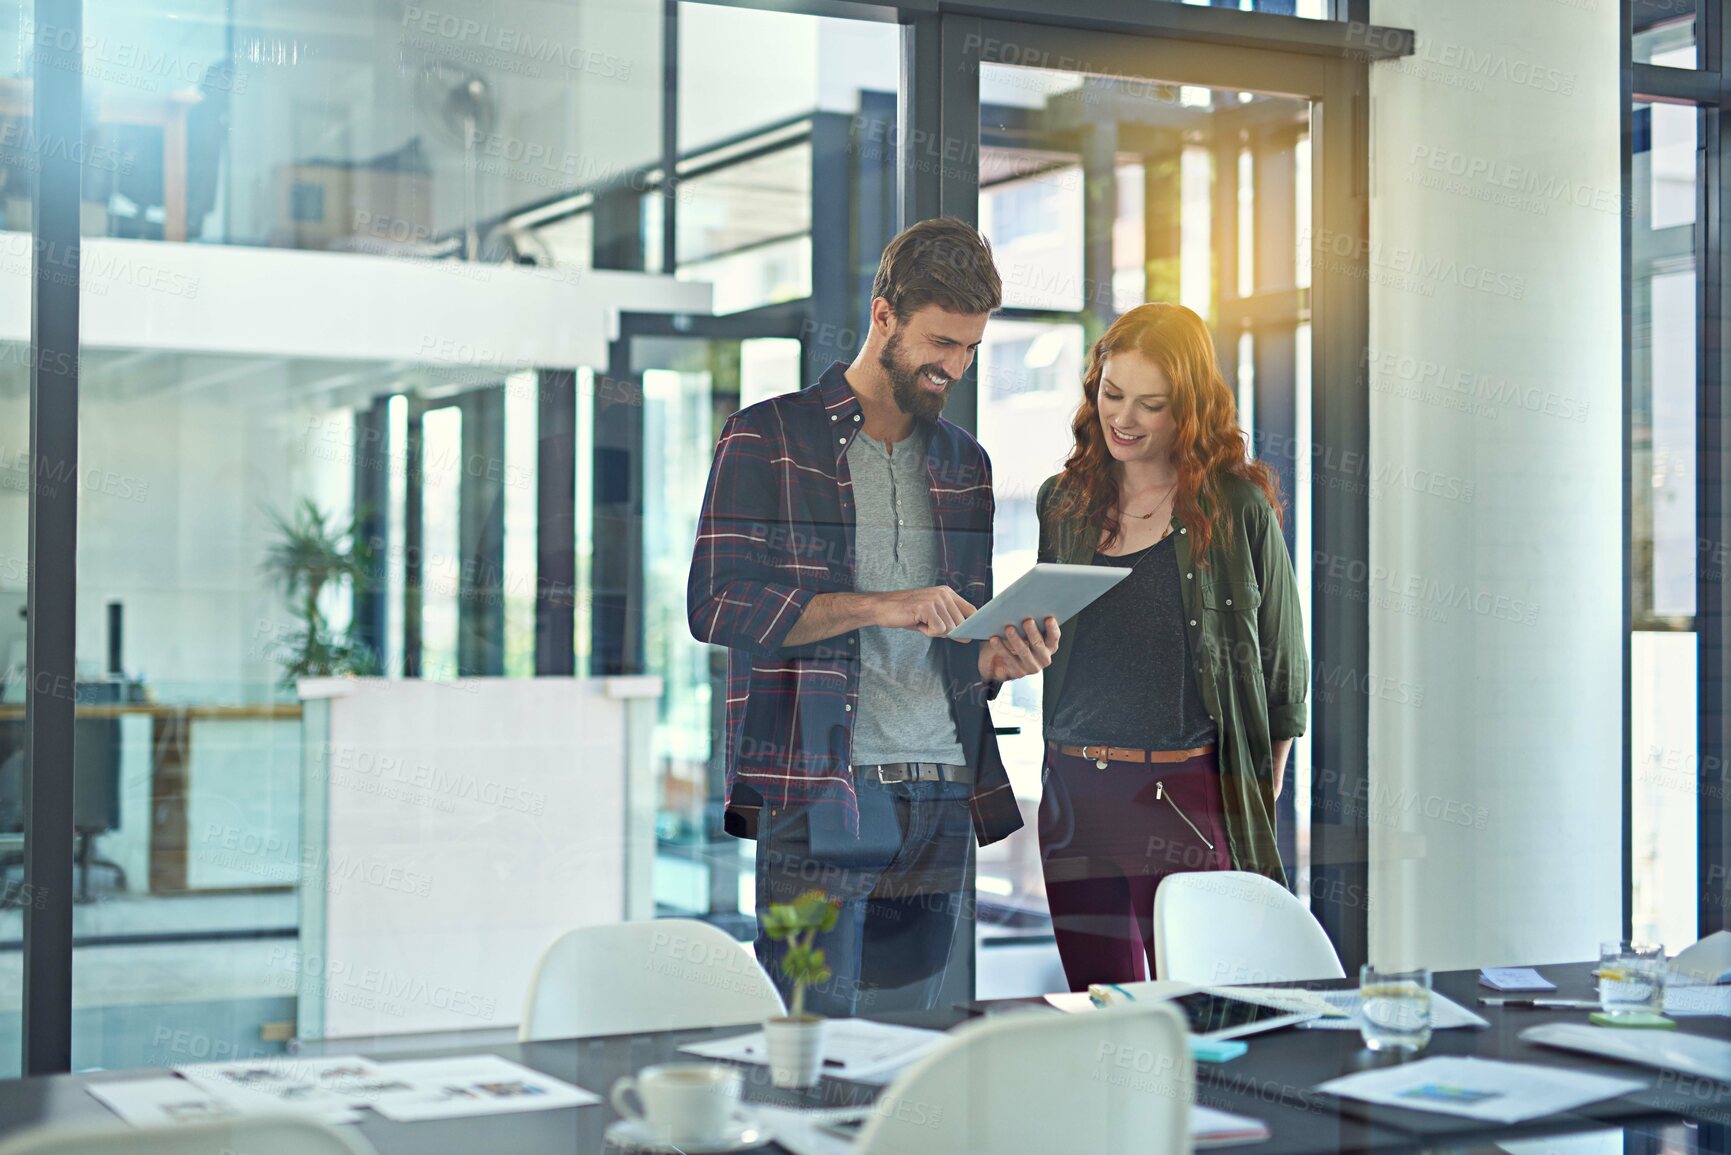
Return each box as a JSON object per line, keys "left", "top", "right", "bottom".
{"left": 611, "top": 1062, "right": 742, "bottom": 1145}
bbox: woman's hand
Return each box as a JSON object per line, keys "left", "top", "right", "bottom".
{"left": 1272, "top": 738, "right": 1293, "bottom": 798}
{"left": 977, "top": 616, "right": 1061, "bottom": 684}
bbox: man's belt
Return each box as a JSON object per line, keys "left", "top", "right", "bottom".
{"left": 1047, "top": 741, "right": 1216, "bottom": 767}
{"left": 861, "top": 761, "right": 971, "bottom": 785}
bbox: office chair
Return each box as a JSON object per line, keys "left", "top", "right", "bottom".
{"left": 0, "top": 1114, "right": 377, "bottom": 1155}
{"left": 1153, "top": 870, "right": 1346, "bottom": 985}
{"left": 519, "top": 918, "right": 785, "bottom": 1041}
{"left": 853, "top": 1001, "right": 1193, "bottom": 1155}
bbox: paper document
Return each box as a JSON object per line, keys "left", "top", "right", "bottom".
{"left": 1043, "top": 991, "right": 1096, "bottom": 1013}
{"left": 87, "top": 1077, "right": 246, "bottom": 1128}
{"left": 1480, "top": 967, "right": 1557, "bottom": 992}
{"left": 172, "top": 1056, "right": 396, "bottom": 1123}
{"left": 1315, "top": 1056, "right": 1644, "bottom": 1124}
{"left": 1523, "top": 1021, "right": 1731, "bottom": 1084}
{"left": 1664, "top": 983, "right": 1731, "bottom": 1017}
{"left": 1298, "top": 989, "right": 1489, "bottom": 1031}
{"left": 369, "top": 1055, "right": 600, "bottom": 1122}
{"left": 1672, "top": 930, "right": 1731, "bottom": 984}
{"left": 680, "top": 1020, "right": 948, "bottom": 1084}
{"left": 1192, "top": 1104, "right": 1271, "bottom": 1147}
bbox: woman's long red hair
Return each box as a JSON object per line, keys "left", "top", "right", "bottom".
{"left": 1052, "top": 303, "right": 1282, "bottom": 563}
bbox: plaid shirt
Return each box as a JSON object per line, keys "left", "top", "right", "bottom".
{"left": 687, "top": 361, "right": 1023, "bottom": 846}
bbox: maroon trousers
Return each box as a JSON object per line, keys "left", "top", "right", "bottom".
{"left": 1038, "top": 746, "right": 1232, "bottom": 992}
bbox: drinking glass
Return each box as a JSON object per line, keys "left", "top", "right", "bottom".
{"left": 1360, "top": 964, "right": 1432, "bottom": 1053}
{"left": 1597, "top": 941, "right": 1665, "bottom": 1017}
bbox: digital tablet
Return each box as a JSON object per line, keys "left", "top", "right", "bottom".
{"left": 1165, "top": 990, "right": 1319, "bottom": 1041}
{"left": 944, "top": 563, "right": 1129, "bottom": 642}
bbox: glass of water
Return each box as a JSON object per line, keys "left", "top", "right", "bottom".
{"left": 1597, "top": 941, "right": 1665, "bottom": 1017}
{"left": 1360, "top": 965, "right": 1432, "bottom": 1053}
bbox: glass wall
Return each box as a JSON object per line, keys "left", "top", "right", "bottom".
{"left": 0, "top": 5, "right": 40, "bottom": 1077}
{"left": 1630, "top": 99, "right": 1700, "bottom": 949}
{"left": 1, "top": 0, "right": 912, "bottom": 1067}
{"left": 60, "top": 0, "right": 663, "bottom": 1067}
{"left": 3, "top": 0, "right": 1664, "bottom": 1076}
{"left": 651, "top": 6, "right": 898, "bottom": 930}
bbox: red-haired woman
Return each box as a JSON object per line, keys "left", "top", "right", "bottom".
{"left": 1035, "top": 302, "right": 1308, "bottom": 990}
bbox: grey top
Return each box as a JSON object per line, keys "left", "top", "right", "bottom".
{"left": 847, "top": 424, "right": 967, "bottom": 768}
{"left": 1047, "top": 535, "right": 1218, "bottom": 751}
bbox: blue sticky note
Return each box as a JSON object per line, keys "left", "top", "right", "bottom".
{"left": 1189, "top": 1037, "right": 1248, "bottom": 1063}
{"left": 1479, "top": 967, "right": 1557, "bottom": 992}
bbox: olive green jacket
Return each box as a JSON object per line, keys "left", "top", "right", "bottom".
{"left": 1036, "top": 473, "right": 1309, "bottom": 884}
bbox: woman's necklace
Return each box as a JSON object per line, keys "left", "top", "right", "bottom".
{"left": 1119, "top": 479, "right": 1178, "bottom": 520}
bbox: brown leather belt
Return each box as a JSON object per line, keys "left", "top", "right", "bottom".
{"left": 1047, "top": 740, "right": 1216, "bottom": 767}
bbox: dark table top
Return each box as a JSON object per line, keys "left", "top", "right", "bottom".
{"left": 4, "top": 962, "right": 1731, "bottom": 1154}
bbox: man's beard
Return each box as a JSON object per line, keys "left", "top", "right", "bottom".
{"left": 880, "top": 330, "right": 951, "bottom": 423}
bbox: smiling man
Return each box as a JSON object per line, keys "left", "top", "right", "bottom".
{"left": 688, "top": 218, "right": 1060, "bottom": 1015}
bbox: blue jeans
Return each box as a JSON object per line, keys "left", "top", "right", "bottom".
{"left": 754, "top": 776, "right": 974, "bottom": 1018}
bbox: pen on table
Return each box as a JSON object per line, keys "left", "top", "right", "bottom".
{"left": 1477, "top": 996, "right": 1601, "bottom": 1009}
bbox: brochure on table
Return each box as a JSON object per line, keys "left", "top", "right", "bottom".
{"left": 89, "top": 1054, "right": 598, "bottom": 1128}
{"left": 365, "top": 1055, "right": 601, "bottom": 1122}
{"left": 86, "top": 1078, "right": 247, "bottom": 1129}
{"left": 1316, "top": 1056, "right": 1645, "bottom": 1125}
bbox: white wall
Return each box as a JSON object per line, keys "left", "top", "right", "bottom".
{"left": 1367, "top": 0, "right": 1622, "bottom": 968}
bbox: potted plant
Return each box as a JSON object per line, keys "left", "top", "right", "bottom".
{"left": 760, "top": 888, "right": 842, "bottom": 1088}
{"left": 260, "top": 499, "right": 379, "bottom": 688}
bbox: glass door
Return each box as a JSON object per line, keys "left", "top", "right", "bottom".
{"left": 947, "top": 17, "right": 1365, "bottom": 986}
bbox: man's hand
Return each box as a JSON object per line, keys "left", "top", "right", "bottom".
{"left": 978, "top": 616, "right": 1060, "bottom": 684}
{"left": 876, "top": 585, "right": 977, "bottom": 637}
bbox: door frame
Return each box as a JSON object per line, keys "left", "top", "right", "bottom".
{"left": 928, "top": 12, "right": 1378, "bottom": 972}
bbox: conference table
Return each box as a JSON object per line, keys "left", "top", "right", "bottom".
{"left": 0, "top": 963, "right": 1727, "bottom": 1153}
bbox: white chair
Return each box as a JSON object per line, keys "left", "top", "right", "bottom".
{"left": 1153, "top": 870, "right": 1346, "bottom": 985}
{"left": 0, "top": 1115, "right": 376, "bottom": 1155}
{"left": 853, "top": 1001, "right": 1193, "bottom": 1155}
{"left": 519, "top": 918, "right": 785, "bottom": 1041}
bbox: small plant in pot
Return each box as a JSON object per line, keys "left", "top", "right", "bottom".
{"left": 760, "top": 888, "right": 842, "bottom": 1088}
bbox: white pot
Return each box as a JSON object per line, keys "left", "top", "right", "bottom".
{"left": 763, "top": 1016, "right": 826, "bottom": 1088}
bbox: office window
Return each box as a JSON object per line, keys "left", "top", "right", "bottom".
{"left": 1633, "top": 0, "right": 1699, "bottom": 68}
{"left": 676, "top": 142, "right": 815, "bottom": 314}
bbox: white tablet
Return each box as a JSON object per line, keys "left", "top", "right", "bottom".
{"left": 944, "top": 563, "right": 1129, "bottom": 642}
